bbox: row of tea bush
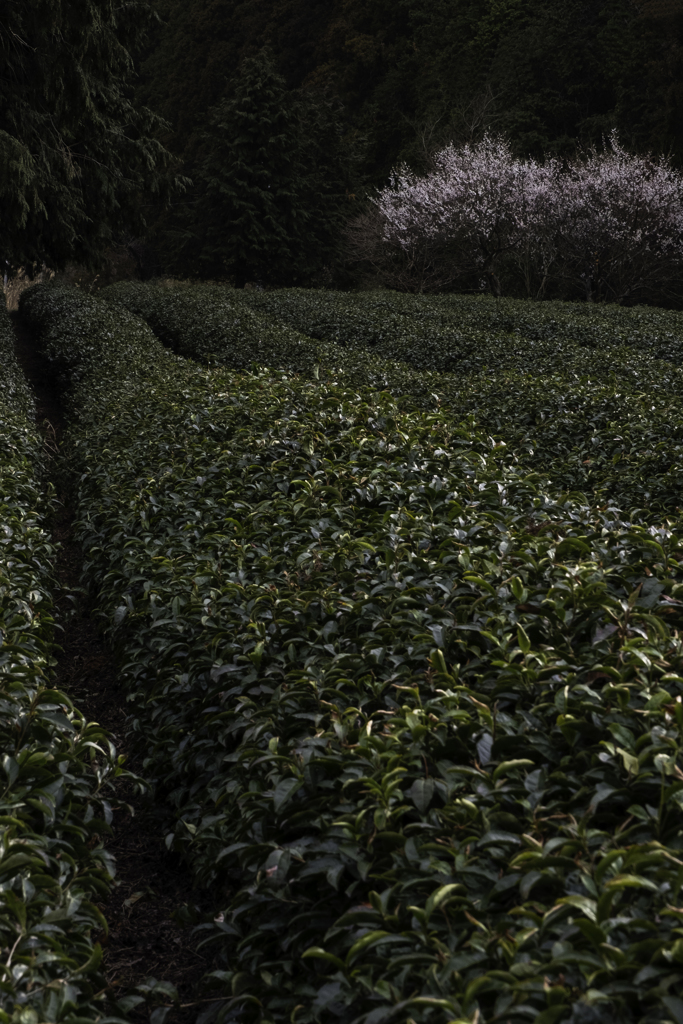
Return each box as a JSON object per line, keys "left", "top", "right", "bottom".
{"left": 237, "top": 288, "right": 683, "bottom": 368}
{"left": 20, "top": 281, "right": 683, "bottom": 1024}
{"left": 103, "top": 282, "right": 683, "bottom": 516}
{"left": 0, "top": 301, "right": 128, "bottom": 1023}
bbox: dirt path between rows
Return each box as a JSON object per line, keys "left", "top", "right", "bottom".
{"left": 10, "top": 309, "right": 212, "bottom": 1024}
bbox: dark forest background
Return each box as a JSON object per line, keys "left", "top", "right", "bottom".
{"left": 139, "top": 0, "right": 683, "bottom": 178}
{"left": 5, "top": 0, "right": 683, "bottom": 292}
{"left": 128, "top": 0, "right": 683, "bottom": 287}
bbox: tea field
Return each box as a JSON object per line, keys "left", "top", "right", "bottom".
{"left": 11, "top": 281, "right": 683, "bottom": 1024}
{"left": 0, "top": 299, "right": 126, "bottom": 1023}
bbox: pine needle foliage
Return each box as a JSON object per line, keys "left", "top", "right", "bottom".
{"left": 0, "top": 0, "right": 187, "bottom": 274}
{"left": 157, "top": 49, "right": 358, "bottom": 286}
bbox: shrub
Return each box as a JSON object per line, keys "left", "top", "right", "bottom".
{"left": 0, "top": 296, "right": 127, "bottom": 1023}
{"left": 21, "top": 282, "right": 683, "bottom": 1024}
{"left": 106, "top": 281, "right": 683, "bottom": 512}
{"left": 102, "top": 281, "right": 322, "bottom": 374}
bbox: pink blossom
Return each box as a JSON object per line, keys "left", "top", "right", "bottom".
{"left": 361, "top": 133, "right": 683, "bottom": 301}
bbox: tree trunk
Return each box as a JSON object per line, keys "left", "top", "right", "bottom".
{"left": 485, "top": 269, "right": 502, "bottom": 298}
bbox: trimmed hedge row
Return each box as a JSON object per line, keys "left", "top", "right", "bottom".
{"left": 105, "top": 282, "right": 581, "bottom": 379}
{"left": 102, "top": 281, "right": 683, "bottom": 514}
{"left": 0, "top": 304, "right": 33, "bottom": 419}
{"left": 104, "top": 281, "right": 683, "bottom": 379}
{"left": 100, "top": 282, "right": 683, "bottom": 402}
{"left": 21, "top": 282, "right": 683, "bottom": 1024}
{"left": 21, "top": 283, "right": 184, "bottom": 429}
{"left": 101, "top": 281, "right": 323, "bottom": 374}
{"left": 100, "top": 282, "right": 437, "bottom": 424}
{"left": 100, "top": 280, "right": 440, "bottom": 420}
{"left": 0, "top": 298, "right": 127, "bottom": 1024}
{"left": 238, "top": 288, "right": 683, "bottom": 368}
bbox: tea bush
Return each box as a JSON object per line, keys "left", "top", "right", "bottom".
{"left": 237, "top": 288, "right": 683, "bottom": 368}
{"left": 234, "top": 287, "right": 683, "bottom": 514}
{"left": 0, "top": 298, "right": 128, "bottom": 1024}
{"left": 104, "top": 281, "right": 683, "bottom": 514}
{"left": 19, "top": 281, "right": 182, "bottom": 428}
{"left": 102, "top": 281, "right": 323, "bottom": 374}
{"left": 21, "top": 282, "right": 683, "bottom": 1024}
{"left": 105, "top": 281, "right": 572, "bottom": 378}
{"left": 101, "top": 279, "right": 436, "bottom": 415}
{"left": 0, "top": 306, "right": 33, "bottom": 419}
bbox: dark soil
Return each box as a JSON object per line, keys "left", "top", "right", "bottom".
{"left": 10, "top": 311, "right": 214, "bottom": 1024}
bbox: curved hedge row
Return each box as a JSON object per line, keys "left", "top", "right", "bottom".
{"left": 102, "top": 281, "right": 683, "bottom": 515}
{"left": 99, "top": 279, "right": 440, "bottom": 424}
{"left": 104, "top": 282, "right": 683, "bottom": 380}
{"left": 105, "top": 281, "right": 578, "bottom": 379}
{"left": 0, "top": 298, "right": 127, "bottom": 1024}
{"left": 20, "top": 282, "right": 182, "bottom": 429}
{"left": 20, "top": 282, "right": 683, "bottom": 1024}
{"left": 238, "top": 287, "right": 683, "bottom": 369}
{"left": 102, "top": 281, "right": 323, "bottom": 374}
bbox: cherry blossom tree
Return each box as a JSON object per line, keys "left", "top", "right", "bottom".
{"left": 347, "top": 133, "right": 683, "bottom": 303}
{"left": 348, "top": 136, "right": 547, "bottom": 294}
{"left": 383, "top": 137, "right": 555, "bottom": 297}
{"left": 552, "top": 135, "right": 683, "bottom": 304}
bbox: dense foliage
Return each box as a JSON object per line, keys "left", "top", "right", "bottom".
{"left": 21, "top": 280, "right": 683, "bottom": 1023}
{"left": 105, "top": 281, "right": 683, "bottom": 512}
{"left": 155, "top": 50, "right": 356, "bottom": 286}
{"left": 0, "top": 0, "right": 185, "bottom": 274}
{"left": 0, "top": 301, "right": 128, "bottom": 1023}
{"left": 6, "top": 0, "right": 683, "bottom": 290}
{"left": 121, "top": 0, "right": 683, "bottom": 290}
{"left": 138, "top": 0, "right": 683, "bottom": 176}
{"left": 102, "top": 280, "right": 324, "bottom": 371}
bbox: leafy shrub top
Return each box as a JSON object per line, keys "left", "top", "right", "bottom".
{"left": 23, "top": 281, "right": 683, "bottom": 1023}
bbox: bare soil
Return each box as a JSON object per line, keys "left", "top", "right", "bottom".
{"left": 10, "top": 310, "right": 215, "bottom": 1024}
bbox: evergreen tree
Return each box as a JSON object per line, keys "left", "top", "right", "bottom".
{"left": 163, "top": 50, "right": 357, "bottom": 286}
{"left": 137, "top": 0, "right": 414, "bottom": 186}
{"left": 0, "top": 0, "right": 185, "bottom": 274}
{"left": 138, "top": 0, "right": 683, "bottom": 185}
